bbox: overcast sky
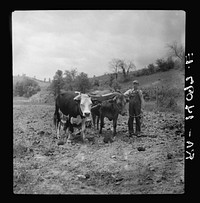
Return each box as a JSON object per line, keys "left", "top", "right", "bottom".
{"left": 12, "top": 10, "right": 185, "bottom": 80}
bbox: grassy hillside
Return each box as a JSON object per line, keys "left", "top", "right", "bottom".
{"left": 91, "top": 68, "right": 184, "bottom": 113}
{"left": 124, "top": 68, "right": 184, "bottom": 90}
{"left": 91, "top": 68, "right": 184, "bottom": 92}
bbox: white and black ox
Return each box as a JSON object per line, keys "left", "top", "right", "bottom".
{"left": 53, "top": 91, "right": 93, "bottom": 142}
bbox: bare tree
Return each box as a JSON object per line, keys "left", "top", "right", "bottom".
{"left": 109, "top": 58, "right": 121, "bottom": 80}
{"left": 167, "top": 41, "right": 185, "bottom": 68}
{"left": 117, "top": 59, "right": 136, "bottom": 81}
{"left": 109, "top": 58, "right": 136, "bottom": 81}
{"left": 123, "top": 59, "right": 136, "bottom": 78}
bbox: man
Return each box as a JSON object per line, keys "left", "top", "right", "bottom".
{"left": 124, "top": 80, "right": 144, "bottom": 137}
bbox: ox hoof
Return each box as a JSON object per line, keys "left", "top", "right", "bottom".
{"left": 103, "top": 137, "right": 114, "bottom": 143}
{"left": 81, "top": 138, "right": 86, "bottom": 143}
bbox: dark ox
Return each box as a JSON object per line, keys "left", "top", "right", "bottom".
{"left": 91, "top": 93, "right": 127, "bottom": 139}
{"left": 53, "top": 91, "right": 93, "bottom": 142}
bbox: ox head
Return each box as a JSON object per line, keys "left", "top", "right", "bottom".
{"left": 74, "top": 92, "right": 93, "bottom": 118}
{"left": 110, "top": 94, "right": 127, "bottom": 116}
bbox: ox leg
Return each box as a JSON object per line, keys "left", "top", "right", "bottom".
{"left": 81, "top": 120, "right": 86, "bottom": 142}
{"left": 63, "top": 122, "right": 67, "bottom": 138}
{"left": 99, "top": 115, "right": 104, "bottom": 134}
{"left": 97, "top": 116, "right": 99, "bottom": 130}
{"left": 113, "top": 115, "right": 118, "bottom": 137}
{"left": 92, "top": 113, "right": 96, "bottom": 129}
{"left": 67, "top": 129, "right": 73, "bottom": 143}
{"left": 67, "top": 132, "right": 73, "bottom": 143}
{"left": 128, "top": 116, "right": 134, "bottom": 136}
{"left": 67, "top": 121, "right": 74, "bottom": 143}
{"left": 56, "top": 122, "right": 61, "bottom": 139}
{"left": 65, "top": 127, "right": 69, "bottom": 139}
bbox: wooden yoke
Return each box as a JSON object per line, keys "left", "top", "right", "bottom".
{"left": 89, "top": 92, "right": 121, "bottom": 103}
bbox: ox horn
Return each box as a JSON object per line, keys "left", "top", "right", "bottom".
{"left": 74, "top": 91, "right": 81, "bottom": 101}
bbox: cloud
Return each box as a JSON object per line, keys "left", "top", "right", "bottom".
{"left": 12, "top": 10, "right": 185, "bottom": 79}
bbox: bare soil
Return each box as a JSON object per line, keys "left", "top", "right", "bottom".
{"left": 13, "top": 99, "right": 184, "bottom": 194}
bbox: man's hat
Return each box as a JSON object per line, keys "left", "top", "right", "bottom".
{"left": 133, "top": 80, "right": 139, "bottom": 84}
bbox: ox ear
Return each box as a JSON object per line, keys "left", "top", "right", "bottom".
{"left": 113, "top": 96, "right": 117, "bottom": 101}
{"left": 108, "top": 96, "right": 117, "bottom": 103}
{"left": 125, "top": 97, "right": 129, "bottom": 103}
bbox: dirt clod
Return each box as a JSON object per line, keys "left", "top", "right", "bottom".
{"left": 167, "top": 153, "right": 173, "bottom": 159}
{"left": 57, "top": 140, "right": 65, "bottom": 145}
{"left": 137, "top": 146, "right": 145, "bottom": 151}
{"left": 37, "top": 130, "right": 45, "bottom": 136}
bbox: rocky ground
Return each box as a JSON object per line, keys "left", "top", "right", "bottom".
{"left": 13, "top": 99, "right": 184, "bottom": 194}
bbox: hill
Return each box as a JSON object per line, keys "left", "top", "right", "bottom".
{"left": 91, "top": 68, "right": 184, "bottom": 92}
{"left": 123, "top": 68, "right": 184, "bottom": 90}
{"left": 13, "top": 75, "right": 50, "bottom": 91}
{"left": 90, "top": 68, "right": 184, "bottom": 113}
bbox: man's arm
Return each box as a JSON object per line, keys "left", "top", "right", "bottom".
{"left": 124, "top": 89, "right": 131, "bottom": 97}
{"left": 139, "top": 90, "right": 145, "bottom": 110}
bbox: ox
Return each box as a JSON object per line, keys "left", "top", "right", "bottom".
{"left": 53, "top": 91, "right": 93, "bottom": 142}
{"left": 91, "top": 92, "right": 128, "bottom": 142}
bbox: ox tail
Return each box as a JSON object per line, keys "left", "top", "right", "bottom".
{"left": 53, "top": 101, "right": 60, "bottom": 127}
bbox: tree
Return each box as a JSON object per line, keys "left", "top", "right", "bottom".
{"left": 109, "top": 58, "right": 121, "bottom": 80}
{"left": 167, "top": 41, "right": 185, "bottom": 68}
{"left": 75, "top": 72, "right": 91, "bottom": 93}
{"left": 147, "top": 63, "right": 156, "bottom": 74}
{"left": 118, "top": 59, "right": 136, "bottom": 81}
{"left": 156, "top": 57, "right": 175, "bottom": 72}
{"left": 49, "top": 70, "right": 64, "bottom": 96}
{"left": 70, "top": 68, "right": 78, "bottom": 81}
{"left": 63, "top": 68, "right": 77, "bottom": 91}
{"left": 109, "top": 58, "right": 136, "bottom": 82}
{"left": 93, "top": 79, "right": 100, "bottom": 87}
{"left": 14, "top": 81, "right": 24, "bottom": 96}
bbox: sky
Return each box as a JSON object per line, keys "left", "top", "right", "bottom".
{"left": 12, "top": 10, "right": 185, "bottom": 80}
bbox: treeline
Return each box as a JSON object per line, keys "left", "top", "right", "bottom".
{"left": 48, "top": 69, "right": 92, "bottom": 96}
{"left": 98, "top": 56, "right": 177, "bottom": 92}
{"left": 107, "top": 41, "right": 184, "bottom": 83}
{"left": 133, "top": 57, "right": 175, "bottom": 77}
